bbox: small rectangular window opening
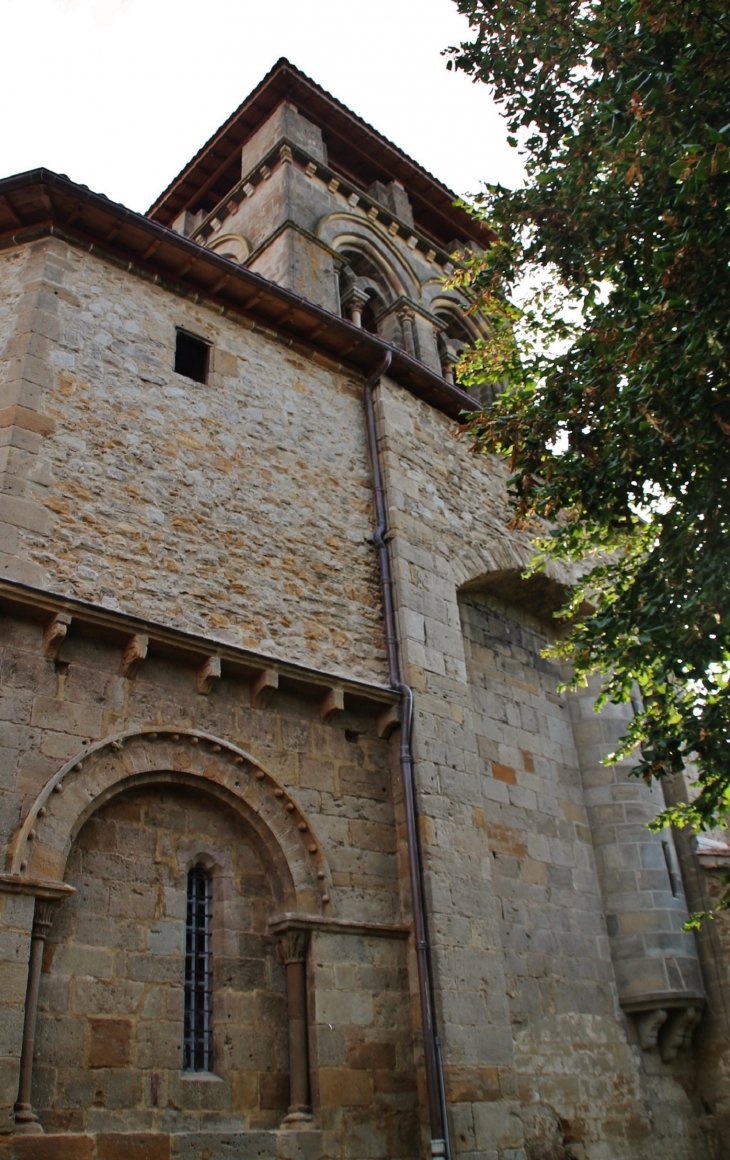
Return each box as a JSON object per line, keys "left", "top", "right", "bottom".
{"left": 175, "top": 330, "right": 209, "bottom": 384}
{"left": 184, "top": 864, "right": 213, "bottom": 1071}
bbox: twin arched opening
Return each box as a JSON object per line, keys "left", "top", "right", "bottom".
{"left": 326, "top": 217, "right": 485, "bottom": 386}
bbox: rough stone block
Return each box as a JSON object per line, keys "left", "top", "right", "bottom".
{"left": 9, "top": 1136, "right": 95, "bottom": 1160}
{"left": 88, "top": 1017, "right": 133, "bottom": 1068}
{"left": 96, "top": 1134, "right": 171, "bottom": 1160}
{"left": 318, "top": 1067, "right": 371, "bottom": 1107}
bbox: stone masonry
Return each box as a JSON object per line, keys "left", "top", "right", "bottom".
{"left": 0, "top": 57, "right": 728, "bottom": 1160}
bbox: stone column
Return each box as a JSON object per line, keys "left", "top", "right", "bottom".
{"left": 341, "top": 286, "right": 370, "bottom": 330}
{"left": 567, "top": 677, "right": 705, "bottom": 1058}
{"left": 397, "top": 306, "right": 417, "bottom": 358}
{"left": 14, "top": 896, "right": 59, "bottom": 1134}
{"left": 277, "top": 929, "right": 312, "bottom": 1123}
{"left": 439, "top": 345, "right": 460, "bottom": 386}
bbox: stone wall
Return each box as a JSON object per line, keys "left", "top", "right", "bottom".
{"left": 0, "top": 605, "right": 417, "bottom": 1155}
{"left": 1, "top": 224, "right": 728, "bottom": 1158}
{"left": 0, "top": 238, "right": 387, "bottom": 682}
{"left": 309, "top": 930, "right": 418, "bottom": 1157}
{"left": 459, "top": 594, "right": 640, "bottom": 1143}
{"left": 375, "top": 377, "right": 716, "bottom": 1159}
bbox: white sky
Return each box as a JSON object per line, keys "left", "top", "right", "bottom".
{"left": 1, "top": 0, "right": 524, "bottom": 216}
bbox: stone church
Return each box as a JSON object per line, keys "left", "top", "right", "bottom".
{"left": 0, "top": 57, "right": 728, "bottom": 1160}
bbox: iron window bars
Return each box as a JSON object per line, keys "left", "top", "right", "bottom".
{"left": 184, "top": 864, "right": 213, "bottom": 1071}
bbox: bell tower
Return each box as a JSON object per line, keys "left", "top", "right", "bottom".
{"left": 147, "top": 59, "right": 494, "bottom": 386}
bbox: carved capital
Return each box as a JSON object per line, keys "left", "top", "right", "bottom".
{"left": 32, "top": 897, "right": 58, "bottom": 942}
{"left": 341, "top": 286, "right": 370, "bottom": 310}
{"left": 276, "top": 929, "right": 309, "bottom": 965}
{"left": 341, "top": 286, "right": 370, "bottom": 329}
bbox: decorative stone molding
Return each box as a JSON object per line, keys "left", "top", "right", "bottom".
{"left": 276, "top": 929, "right": 309, "bottom": 965}
{"left": 0, "top": 873, "right": 74, "bottom": 900}
{"left": 269, "top": 914, "right": 410, "bottom": 940}
{"left": 9, "top": 728, "right": 333, "bottom": 917}
{"left": 0, "top": 576, "right": 399, "bottom": 721}
{"left": 340, "top": 285, "right": 369, "bottom": 329}
{"left": 396, "top": 306, "right": 417, "bottom": 358}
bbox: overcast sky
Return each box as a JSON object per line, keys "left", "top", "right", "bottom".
{"left": 2, "top": 0, "right": 523, "bottom": 216}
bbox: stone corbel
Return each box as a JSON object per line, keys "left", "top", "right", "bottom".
{"left": 121, "top": 634, "right": 148, "bottom": 679}
{"left": 276, "top": 929, "right": 312, "bottom": 1125}
{"left": 42, "top": 613, "right": 71, "bottom": 659}
{"left": 197, "top": 656, "right": 221, "bottom": 695}
{"left": 637, "top": 1008, "right": 668, "bottom": 1051}
{"left": 319, "top": 687, "right": 344, "bottom": 724}
{"left": 377, "top": 703, "right": 401, "bottom": 739}
{"left": 661, "top": 1005, "right": 703, "bottom": 1063}
{"left": 251, "top": 669, "right": 278, "bottom": 709}
{"left": 628, "top": 999, "right": 704, "bottom": 1061}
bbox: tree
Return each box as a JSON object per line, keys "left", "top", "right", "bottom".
{"left": 446, "top": 0, "right": 730, "bottom": 883}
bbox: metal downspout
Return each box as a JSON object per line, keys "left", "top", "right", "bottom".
{"left": 364, "top": 351, "right": 451, "bottom": 1159}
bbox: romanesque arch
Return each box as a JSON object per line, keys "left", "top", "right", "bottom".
{"left": 316, "top": 212, "right": 420, "bottom": 299}
{"left": 9, "top": 727, "right": 332, "bottom": 917}
{"left": 207, "top": 232, "right": 251, "bottom": 264}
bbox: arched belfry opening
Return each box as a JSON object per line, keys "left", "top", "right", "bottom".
{"left": 435, "top": 308, "right": 473, "bottom": 385}
{"left": 338, "top": 248, "right": 393, "bottom": 335}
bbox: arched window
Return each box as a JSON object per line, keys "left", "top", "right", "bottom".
{"left": 435, "top": 309, "right": 474, "bottom": 385}
{"left": 184, "top": 864, "right": 213, "bottom": 1071}
{"left": 207, "top": 234, "right": 249, "bottom": 264}
{"left": 338, "top": 248, "right": 392, "bottom": 334}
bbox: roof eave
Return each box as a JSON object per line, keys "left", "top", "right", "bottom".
{"left": 0, "top": 168, "right": 480, "bottom": 423}
{"left": 145, "top": 58, "right": 492, "bottom": 249}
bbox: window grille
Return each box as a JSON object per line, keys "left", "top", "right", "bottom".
{"left": 184, "top": 864, "right": 213, "bottom": 1071}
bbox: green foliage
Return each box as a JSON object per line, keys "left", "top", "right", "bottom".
{"left": 447, "top": 0, "right": 730, "bottom": 871}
